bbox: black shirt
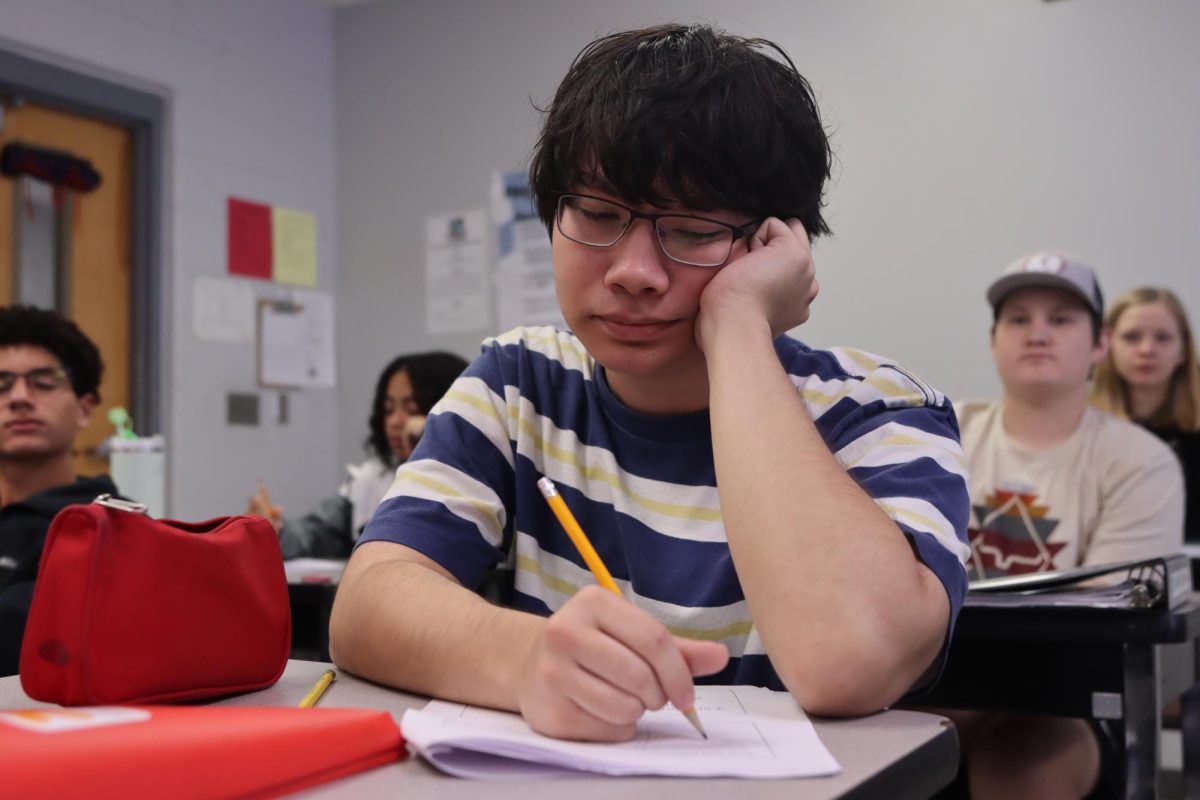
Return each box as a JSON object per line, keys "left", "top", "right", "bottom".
{"left": 0, "top": 475, "right": 119, "bottom": 676}
{"left": 1141, "top": 423, "right": 1200, "bottom": 544}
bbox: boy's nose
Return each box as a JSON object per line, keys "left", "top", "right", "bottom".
{"left": 1026, "top": 320, "right": 1051, "bottom": 343}
{"left": 604, "top": 221, "right": 670, "bottom": 295}
{"left": 6, "top": 378, "right": 33, "bottom": 402}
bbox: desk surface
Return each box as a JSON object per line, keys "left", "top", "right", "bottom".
{"left": 0, "top": 660, "right": 957, "bottom": 800}
{"left": 923, "top": 599, "right": 1200, "bottom": 799}
{"left": 927, "top": 599, "right": 1200, "bottom": 714}
{"left": 955, "top": 597, "right": 1200, "bottom": 644}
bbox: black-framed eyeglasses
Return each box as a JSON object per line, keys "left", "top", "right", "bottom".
{"left": 555, "top": 193, "right": 762, "bottom": 268}
{"left": 0, "top": 367, "right": 72, "bottom": 396}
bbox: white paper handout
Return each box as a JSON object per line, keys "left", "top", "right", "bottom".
{"left": 490, "top": 170, "right": 562, "bottom": 331}
{"left": 425, "top": 209, "right": 491, "bottom": 335}
{"left": 401, "top": 685, "right": 841, "bottom": 780}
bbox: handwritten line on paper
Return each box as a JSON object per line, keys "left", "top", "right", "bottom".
{"left": 401, "top": 685, "right": 840, "bottom": 780}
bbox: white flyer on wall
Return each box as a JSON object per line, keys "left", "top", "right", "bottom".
{"left": 491, "top": 170, "right": 561, "bottom": 331}
{"left": 425, "top": 209, "right": 491, "bottom": 335}
{"left": 192, "top": 276, "right": 255, "bottom": 344}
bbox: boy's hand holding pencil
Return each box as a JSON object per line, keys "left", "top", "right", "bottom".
{"left": 523, "top": 477, "right": 728, "bottom": 742}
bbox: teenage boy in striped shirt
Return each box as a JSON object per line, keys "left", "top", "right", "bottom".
{"left": 331, "top": 23, "right": 972, "bottom": 741}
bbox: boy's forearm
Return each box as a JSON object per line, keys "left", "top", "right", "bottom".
{"left": 704, "top": 318, "right": 948, "bottom": 714}
{"left": 329, "top": 546, "right": 542, "bottom": 710}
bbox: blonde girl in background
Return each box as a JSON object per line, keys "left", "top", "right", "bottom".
{"left": 1092, "top": 287, "right": 1200, "bottom": 543}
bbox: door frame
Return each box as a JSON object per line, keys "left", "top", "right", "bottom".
{"left": 0, "top": 45, "right": 166, "bottom": 437}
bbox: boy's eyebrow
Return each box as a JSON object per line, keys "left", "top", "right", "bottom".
{"left": 1045, "top": 299, "right": 1091, "bottom": 314}
{"left": 573, "top": 187, "right": 746, "bottom": 218}
{"left": 1002, "top": 302, "right": 1087, "bottom": 316}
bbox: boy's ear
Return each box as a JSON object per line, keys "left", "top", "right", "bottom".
{"left": 1091, "top": 327, "right": 1112, "bottom": 364}
{"left": 75, "top": 393, "right": 97, "bottom": 431}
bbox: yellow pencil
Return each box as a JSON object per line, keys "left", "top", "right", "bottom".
{"left": 298, "top": 669, "right": 336, "bottom": 708}
{"left": 536, "top": 476, "right": 707, "bottom": 739}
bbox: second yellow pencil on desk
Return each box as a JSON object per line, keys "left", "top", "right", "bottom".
{"left": 298, "top": 669, "right": 336, "bottom": 708}
{"left": 536, "top": 476, "right": 707, "bottom": 738}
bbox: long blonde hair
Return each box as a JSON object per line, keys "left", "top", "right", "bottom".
{"left": 1091, "top": 287, "right": 1200, "bottom": 431}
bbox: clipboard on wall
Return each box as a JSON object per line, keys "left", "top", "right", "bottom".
{"left": 256, "top": 293, "right": 336, "bottom": 389}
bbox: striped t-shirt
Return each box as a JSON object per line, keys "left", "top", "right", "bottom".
{"left": 360, "top": 326, "right": 971, "bottom": 690}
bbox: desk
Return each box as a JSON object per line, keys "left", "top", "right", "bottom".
{"left": 919, "top": 599, "right": 1200, "bottom": 800}
{"left": 1182, "top": 544, "right": 1200, "bottom": 590}
{"left": 284, "top": 559, "right": 344, "bottom": 662}
{"left": 283, "top": 561, "right": 512, "bottom": 662}
{"left": 0, "top": 660, "right": 958, "bottom": 799}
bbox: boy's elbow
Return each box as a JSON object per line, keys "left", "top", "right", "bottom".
{"left": 779, "top": 668, "right": 870, "bottom": 717}
{"left": 326, "top": 555, "right": 386, "bottom": 673}
{"left": 777, "top": 654, "right": 907, "bottom": 717}
{"left": 775, "top": 621, "right": 946, "bottom": 717}
{"left": 326, "top": 580, "right": 359, "bottom": 670}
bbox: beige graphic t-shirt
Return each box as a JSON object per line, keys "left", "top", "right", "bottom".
{"left": 955, "top": 401, "right": 1184, "bottom": 581}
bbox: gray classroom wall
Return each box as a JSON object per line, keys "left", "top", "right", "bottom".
{"left": 334, "top": 0, "right": 1200, "bottom": 467}
{"left": 0, "top": 0, "right": 339, "bottom": 519}
{"left": 2, "top": 1, "right": 1199, "bottom": 518}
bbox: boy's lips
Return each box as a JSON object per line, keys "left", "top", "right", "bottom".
{"left": 596, "top": 315, "right": 681, "bottom": 341}
{"left": 4, "top": 418, "right": 43, "bottom": 432}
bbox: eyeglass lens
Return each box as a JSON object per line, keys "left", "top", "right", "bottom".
{"left": 0, "top": 368, "right": 70, "bottom": 394}
{"left": 558, "top": 195, "right": 736, "bottom": 267}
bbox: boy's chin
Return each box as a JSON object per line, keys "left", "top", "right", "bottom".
{"left": 591, "top": 342, "right": 706, "bottom": 379}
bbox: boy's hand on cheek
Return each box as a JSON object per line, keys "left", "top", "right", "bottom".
{"left": 695, "top": 217, "right": 818, "bottom": 351}
{"left": 404, "top": 414, "right": 427, "bottom": 448}
{"left": 516, "top": 585, "right": 728, "bottom": 741}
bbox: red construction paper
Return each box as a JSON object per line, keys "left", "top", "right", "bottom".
{"left": 228, "top": 196, "right": 273, "bottom": 280}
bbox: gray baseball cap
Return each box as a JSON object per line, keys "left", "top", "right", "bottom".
{"left": 987, "top": 251, "right": 1104, "bottom": 319}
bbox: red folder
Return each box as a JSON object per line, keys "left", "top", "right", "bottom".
{"left": 1, "top": 705, "right": 405, "bottom": 798}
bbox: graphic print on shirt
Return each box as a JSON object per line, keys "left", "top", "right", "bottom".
{"left": 968, "top": 481, "right": 1065, "bottom": 580}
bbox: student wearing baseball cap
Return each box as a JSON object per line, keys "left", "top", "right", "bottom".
{"left": 950, "top": 251, "right": 1183, "bottom": 797}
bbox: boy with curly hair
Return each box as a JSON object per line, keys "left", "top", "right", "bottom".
{"left": 0, "top": 305, "right": 120, "bottom": 675}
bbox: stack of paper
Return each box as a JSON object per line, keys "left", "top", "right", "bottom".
{"left": 283, "top": 557, "right": 346, "bottom": 585}
{"left": 966, "top": 553, "right": 1193, "bottom": 611}
{"left": 401, "top": 685, "right": 841, "bottom": 779}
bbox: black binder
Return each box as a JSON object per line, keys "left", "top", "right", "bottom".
{"left": 965, "top": 553, "right": 1192, "bottom": 611}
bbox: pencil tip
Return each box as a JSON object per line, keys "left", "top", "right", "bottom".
{"left": 683, "top": 707, "right": 707, "bottom": 739}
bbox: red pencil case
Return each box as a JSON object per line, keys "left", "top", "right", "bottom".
{"left": 19, "top": 495, "right": 291, "bottom": 705}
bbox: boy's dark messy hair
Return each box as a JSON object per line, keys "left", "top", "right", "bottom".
{"left": 530, "top": 23, "right": 833, "bottom": 239}
{"left": 0, "top": 305, "right": 103, "bottom": 399}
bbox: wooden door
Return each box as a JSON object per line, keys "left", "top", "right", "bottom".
{"left": 0, "top": 101, "right": 132, "bottom": 477}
